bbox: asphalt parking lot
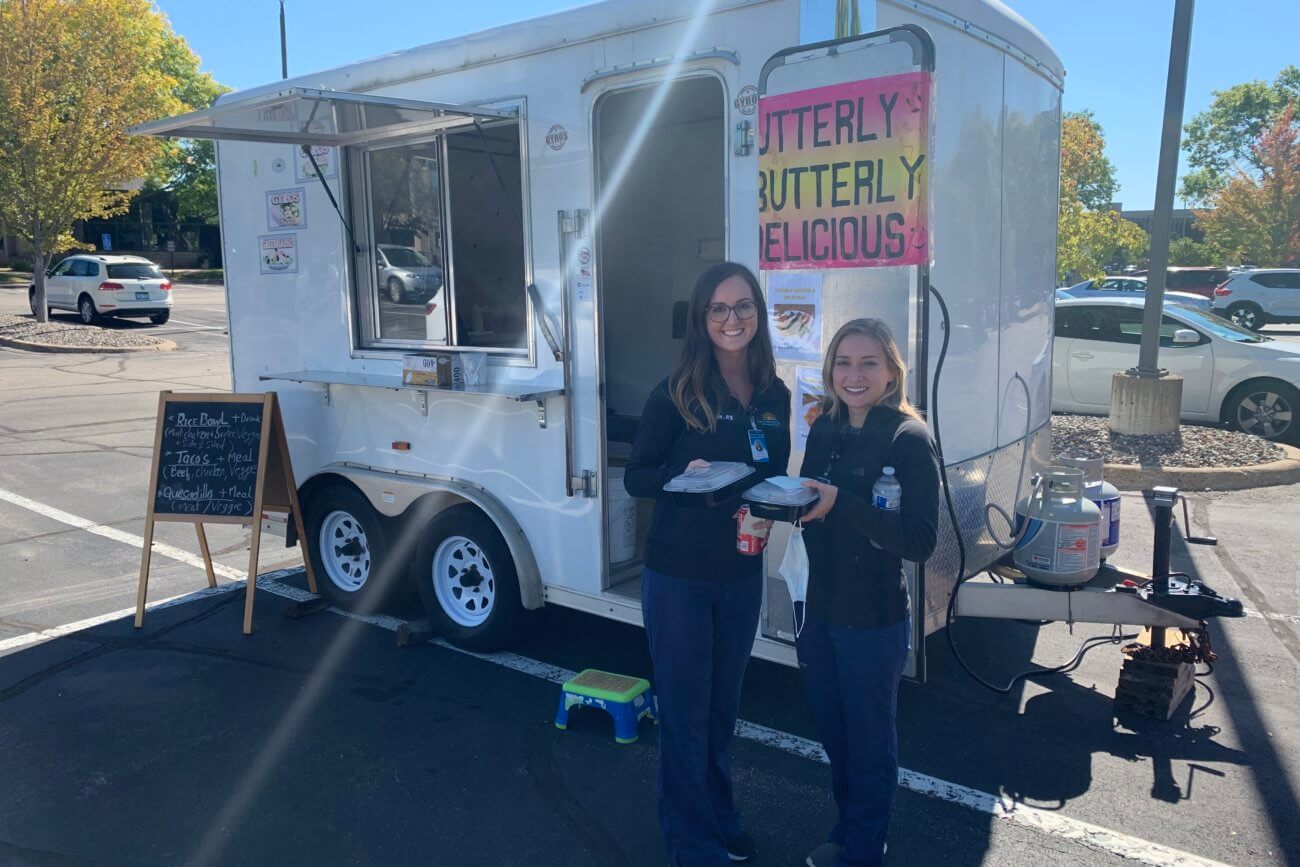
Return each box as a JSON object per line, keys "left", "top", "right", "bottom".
{"left": 0, "top": 283, "right": 1297, "bottom": 866}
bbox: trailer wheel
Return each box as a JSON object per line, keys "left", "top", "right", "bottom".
{"left": 414, "top": 504, "right": 523, "bottom": 651}
{"left": 304, "top": 485, "right": 397, "bottom": 612}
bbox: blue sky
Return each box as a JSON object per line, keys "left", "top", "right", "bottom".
{"left": 155, "top": 0, "right": 1299, "bottom": 210}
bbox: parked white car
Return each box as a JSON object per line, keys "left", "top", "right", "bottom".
{"left": 30, "top": 254, "right": 172, "bottom": 325}
{"left": 1053, "top": 297, "right": 1300, "bottom": 443}
{"left": 1058, "top": 276, "right": 1212, "bottom": 312}
{"left": 1211, "top": 268, "right": 1300, "bottom": 331}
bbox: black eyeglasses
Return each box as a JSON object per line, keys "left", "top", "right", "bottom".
{"left": 705, "top": 300, "right": 758, "bottom": 323}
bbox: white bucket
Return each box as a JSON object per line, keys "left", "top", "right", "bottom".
{"left": 607, "top": 467, "right": 638, "bottom": 563}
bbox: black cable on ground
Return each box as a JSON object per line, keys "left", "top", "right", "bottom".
{"left": 928, "top": 283, "right": 1136, "bottom": 694}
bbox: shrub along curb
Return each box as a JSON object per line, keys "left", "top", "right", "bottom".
{"left": 1104, "top": 443, "right": 1300, "bottom": 492}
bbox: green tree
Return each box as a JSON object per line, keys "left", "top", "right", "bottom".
{"left": 0, "top": 0, "right": 187, "bottom": 322}
{"left": 150, "top": 31, "right": 228, "bottom": 223}
{"left": 1061, "top": 111, "right": 1118, "bottom": 210}
{"left": 1197, "top": 104, "right": 1300, "bottom": 266}
{"left": 1181, "top": 66, "right": 1300, "bottom": 204}
{"left": 1057, "top": 111, "right": 1145, "bottom": 281}
{"left": 1058, "top": 198, "right": 1148, "bottom": 282}
{"left": 1168, "top": 236, "right": 1216, "bottom": 267}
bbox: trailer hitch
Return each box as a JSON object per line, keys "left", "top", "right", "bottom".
{"left": 1118, "top": 575, "right": 1244, "bottom": 621}
{"left": 1143, "top": 486, "right": 1243, "bottom": 647}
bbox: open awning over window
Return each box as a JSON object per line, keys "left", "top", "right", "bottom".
{"left": 129, "top": 87, "right": 516, "bottom": 147}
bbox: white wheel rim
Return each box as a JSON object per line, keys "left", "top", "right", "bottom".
{"left": 319, "top": 510, "right": 372, "bottom": 592}
{"left": 1232, "top": 307, "right": 1257, "bottom": 328}
{"left": 80, "top": 300, "right": 93, "bottom": 322}
{"left": 1237, "top": 392, "right": 1293, "bottom": 439}
{"left": 431, "top": 535, "right": 495, "bottom": 627}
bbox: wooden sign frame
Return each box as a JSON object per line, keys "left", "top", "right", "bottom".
{"left": 135, "top": 391, "right": 318, "bottom": 633}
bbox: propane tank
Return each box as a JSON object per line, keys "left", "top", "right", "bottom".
{"left": 1059, "top": 456, "right": 1121, "bottom": 559}
{"left": 1013, "top": 466, "right": 1102, "bottom": 587}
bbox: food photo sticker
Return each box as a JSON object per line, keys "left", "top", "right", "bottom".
{"left": 767, "top": 271, "right": 823, "bottom": 361}
{"left": 265, "top": 187, "right": 307, "bottom": 230}
{"left": 293, "top": 145, "right": 338, "bottom": 182}
{"left": 258, "top": 233, "right": 299, "bottom": 275}
{"left": 794, "top": 367, "right": 825, "bottom": 453}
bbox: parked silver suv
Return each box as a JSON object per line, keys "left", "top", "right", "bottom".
{"left": 376, "top": 245, "right": 443, "bottom": 304}
{"left": 1213, "top": 269, "right": 1300, "bottom": 331}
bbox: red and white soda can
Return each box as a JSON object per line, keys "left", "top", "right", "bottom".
{"left": 735, "top": 505, "right": 770, "bottom": 556}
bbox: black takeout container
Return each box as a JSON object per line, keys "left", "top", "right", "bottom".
{"left": 741, "top": 478, "right": 820, "bottom": 522}
{"left": 662, "top": 461, "right": 756, "bottom": 508}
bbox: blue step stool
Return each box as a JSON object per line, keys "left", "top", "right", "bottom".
{"left": 555, "top": 669, "right": 656, "bottom": 744}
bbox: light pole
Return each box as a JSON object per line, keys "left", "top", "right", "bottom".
{"left": 1109, "top": 0, "right": 1194, "bottom": 436}
{"left": 279, "top": 0, "right": 288, "bottom": 80}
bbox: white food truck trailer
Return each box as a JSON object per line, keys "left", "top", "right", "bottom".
{"left": 134, "top": 0, "right": 1069, "bottom": 680}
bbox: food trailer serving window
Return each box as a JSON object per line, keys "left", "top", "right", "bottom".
{"left": 356, "top": 118, "right": 528, "bottom": 352}
{"left": 129, "top": 88, "right": 529, "bottom": 353}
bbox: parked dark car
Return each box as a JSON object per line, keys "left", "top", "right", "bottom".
{"left": 1132, "top": 267, "right": 1230, "bottom": 301}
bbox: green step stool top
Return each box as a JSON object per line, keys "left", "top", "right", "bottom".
{"left": 555, "top": 669, "right": 657, "bottom": 744}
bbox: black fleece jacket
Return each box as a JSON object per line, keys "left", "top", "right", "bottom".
{"left": 624, "top": 376, "right": 791, "bottom": 581}
{"left": 798, "top": 406, "right": 940, "bottom": 628}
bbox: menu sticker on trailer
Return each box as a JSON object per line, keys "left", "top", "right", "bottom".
{"left": 294, "top": 145, "right": 338, "bottom": 181}
{"left": 266, "top": 187, "right": 307, "bottom": 230}
{"left": 794, "top": 368, "right": 825, "bottom": 452}
{"left": 258, "top": 233, "right": 299, "bottom": 275}
{"left": 768, "top": 271, "right": 823, "bottom": 361}
{"left": 758, "top": 72, "right": 931, "bottom": 270}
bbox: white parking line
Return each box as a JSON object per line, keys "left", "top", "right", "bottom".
{"left": 0, "top": 488, "right": 1231, "bottom": 867}
{"left": 163, "top": 318, "right": 225, "bottom": 330}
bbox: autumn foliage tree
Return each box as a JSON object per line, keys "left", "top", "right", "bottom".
{"left": 1196, "top": 104, "right": 1300, "bottom": 267}
{"left": 0, "top": 0, "right": 195, "bottom": 322}
{"left": 1057, "top": 111, "right": 1148, "bottom": 281}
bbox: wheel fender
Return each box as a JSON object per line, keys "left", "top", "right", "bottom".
{"left": 311, "top": 464, "right": 544, "bottom": 611}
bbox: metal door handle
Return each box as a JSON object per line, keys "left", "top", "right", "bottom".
{"left": 1072, "top": 351, "right": 1094, "bottom": 361}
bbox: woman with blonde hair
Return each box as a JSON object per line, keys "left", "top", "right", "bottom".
{"left": 797, "top": 318, "right": 940, "bottom": 867}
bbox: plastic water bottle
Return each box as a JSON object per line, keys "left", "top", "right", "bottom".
{"left": 870, "top": 467, "right": 902, "bottom": 550}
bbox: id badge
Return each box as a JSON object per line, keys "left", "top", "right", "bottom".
{"left": 748, "top": 429, "right": 770, "bottom": 463}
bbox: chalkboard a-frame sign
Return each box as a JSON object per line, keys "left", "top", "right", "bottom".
{"left": 135, "top": 391, "right": 319, "bottom": 633}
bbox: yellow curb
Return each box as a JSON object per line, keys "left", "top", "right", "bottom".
{"left": 1104, "top": 442, "right": 1300, "bottom": 492}
{"left": 0, "top": 335, "right": 177, "bottom": 354}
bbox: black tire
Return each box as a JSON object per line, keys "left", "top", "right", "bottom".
{"left": 77, "top": 295, "right": 101, "bottom": 325}
{"left": 386, "top": 277, "right": 406, "bottom": 304}
{"left": 149, "top": 311, "right": 171, "bottom": 325}
{"left": 303, "top": 484, "right": 399, "bottom": 612}
{"left": 413, "top": 504, "right": 524, "bottom": 651}
{"left": 1227, "top": 301, "right": 1265, "bottom": 332}
{"left": 1223, "top": 379, "right": 1299, "bottom": 445}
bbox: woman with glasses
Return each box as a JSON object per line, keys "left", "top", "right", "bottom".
{"left": 796, "top": 319, "right": 939, "bottom": 867}
{"left": 624, "top": 262, "right": 790, "bottom": 866}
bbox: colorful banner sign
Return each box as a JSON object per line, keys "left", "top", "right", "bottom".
{"left": 758, "top": 71, "right": 930, "bottom": 270}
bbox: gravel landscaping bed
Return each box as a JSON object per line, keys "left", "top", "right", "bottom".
{"left": 1052, "top": 412, "right": 1284, "bottom": 468}
{"left": 0, "top": 314, "right": 174, "bottom": 350}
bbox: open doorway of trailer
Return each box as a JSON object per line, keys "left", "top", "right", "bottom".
{"left": 593, "top": 75, "right": 727, "bottom": 593}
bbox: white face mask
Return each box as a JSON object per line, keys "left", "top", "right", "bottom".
{"left": 779, "top": 522, "right": 809, "bottom": 637}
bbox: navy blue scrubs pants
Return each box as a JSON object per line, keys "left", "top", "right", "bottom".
{"left": 796, "top": 611, "right": 910, "bottom": 867}
{"left": 642, "top": 566, "right": 764, "bottom": 867}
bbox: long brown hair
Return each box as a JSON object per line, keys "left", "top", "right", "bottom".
{"left": 820, "top": 318, "right": 923, "bottom": 424}
{"left": 669, "top": 262, "right": 779, "bottom": 432}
